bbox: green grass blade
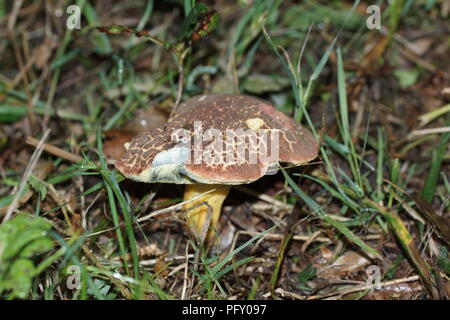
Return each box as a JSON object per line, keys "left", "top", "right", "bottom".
{"left": 282, "top": 169, "right": 380, "bottom": 258}
{"left": 421, "top": 130, "right": 450, "bottom": 203}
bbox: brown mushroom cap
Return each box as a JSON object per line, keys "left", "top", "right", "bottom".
{"left": 115, "top": 94, "right": 319, "bottom": 184}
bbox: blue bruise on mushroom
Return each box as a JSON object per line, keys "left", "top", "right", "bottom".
{"left": 132, "top": 146, "right": 195, "bottom": 184}
{"left": 114, "top": 94, "right": 320, "bottom": 244}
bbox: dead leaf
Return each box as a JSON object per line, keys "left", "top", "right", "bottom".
{"left": 318, "top": 251, "right": 370, "bottom": 279}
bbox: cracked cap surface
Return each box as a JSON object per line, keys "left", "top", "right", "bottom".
{"left": 115, "top": 94, "right": 319, "bottom": 184}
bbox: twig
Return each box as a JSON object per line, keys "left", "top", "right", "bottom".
{"left": 139, "top": 254, "right": 195, "bottom": 266}
{"left": 234, "top": 186, "right": 292, "bottom": 210}
{"left": 305, "top": 275, "right": 420, "bottom": 300}
{"left": 181, "top": 242, "right": 189, "bottom": 300}
{"left": 233, "top": 230, "right": 380, "bottom": 244}
{"left": 0, "top": 160, "right": 53, "bottom": 217}
{"left": 26, "top": 136, "right": 83, "bottom": 163}
{"left": 408, "top": 127, "right": 450, "bottom": 139}
{"left": 136, "top": 188, "right": 217, "bottom": 223}
{"left": 3, "top": 129, "right": 50, "bottom": 222}
{"left": 96, "top": 26, "right": 167, "bottom": 48}
{"left": 172, "top": 49, "right": 189, "bottom": 114}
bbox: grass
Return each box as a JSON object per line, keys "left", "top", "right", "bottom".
{"left": 0, "top": 0, "right": 449, "bottom": 300}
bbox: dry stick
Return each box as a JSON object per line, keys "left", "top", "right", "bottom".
{"left": 85, "top": 190, "right": 216, "bottom": 240}
{"left": 21, "top": 30, "right": 36, "bottom": 83}
{"left": 234, "top": 186, "right": 292, "bottom": 210}
{"left": 181, "top": 242, "right": 190, "bottom": 300}
{"left": 397, "top": 45, "right": 438, "bottom": 74}
{"left": 378, "top": 26, "right": 441, "bottom": 74}
{"left": 167, "top": 263, "right": 187, "bottom": 278}
{"left": 3, "top": 2, "right": 31, "bottom": 109}
{"left": 20, "top": 160, "right": 53, "bottom": 203}
{"left": 0, "top": 160, "right": 53, "bottom": 217}
{"left": 112, "top": 243, "right": 164, "bottom": 262}
{"left": 9, "top": 53, "right": 36, "bottom": 89}
{"left": 3, "top": 129, "right": 50, "bottom": 222}
{"left": 229, "top": 47, "right": 239, "bottom": 94}
{"left": 26, "top": 136, "right": 83, "bottom": 163}
{"left": 29, "top": 61, "right": 52, "bottom": 131}
{"left": 174, "top": 52, "right": 186, "bottom": 107}
{"left": 390, "top": 191, "right": 425, "bottom": 224}
{"left": 47, "top": 184, "right": 75, "bottom": 234}
{"left": 306, "top": 275, "right": 421, "bottom": 300}
{"left": 233, "top": 230, "right": 381, "bottom": 244}
{"left": 0, "top": 0, "right": 35, "bottom": 26}
{"left": 81, "top": 191, "right": 102, "bottom": 231}
{"left": 136, "top": 188, "right": 217, "bottom": 223}
{"left": 301, "top": 230, "right": 323, "bottom": 253}
{"left": 227, "top": 230, "right": 381, "bottom": 272}
{"left": 408, "top": 127, "right": 450, "bottom": 139}
{"left": 139, "top": 254, "right": 195, "bottom": 266}
{"left": 6, "top": 1, "right": 27, "bottom": 85}
{"left": 170, "top": 49, "right": 190, "bottom": 118}
{"left": 273, "top": 275, "right": 421, "bottom": 300}
{"left": 188, "top": 251, "right": 200, "bottom": 300}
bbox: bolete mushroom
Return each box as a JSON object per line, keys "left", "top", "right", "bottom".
{"left": 115, "top": 94, "right": 319, "bottom": 244}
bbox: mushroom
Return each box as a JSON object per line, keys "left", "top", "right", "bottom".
{"left": 115, "top": 94, "right": 319, "bottom": 244}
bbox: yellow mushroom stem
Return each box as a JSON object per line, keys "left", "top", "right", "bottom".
{"left": 183, "top": 184, "right": 231, "bottom": 244}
